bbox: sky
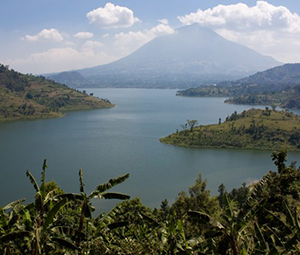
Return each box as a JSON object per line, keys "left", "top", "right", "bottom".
{"left": 1, "top": 0, "right": 300, "bottom": 74}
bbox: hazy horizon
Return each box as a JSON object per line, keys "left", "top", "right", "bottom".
{"left": 1, "top": 1, "right": 300, "bottom": 74}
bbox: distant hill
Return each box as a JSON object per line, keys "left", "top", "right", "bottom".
{"left": 218, "top": 63, "right": 300, "bottom": 89}
{"left": 160, "top": 108, "right": 300, "bottom": 151}
{"left": 0, "top": 64, "right": 114, "bottom": 121}
{"left": 48, "top": 71, "right": 90, "bottom": 87}
{"left": 50, "top": 24, "right": 280, "bottom": 88}
{"left": 225, "top": 84, "right": 300, "bottom": 109}
{"left": 177, "top": 63, "right": 300, "bottom": 109}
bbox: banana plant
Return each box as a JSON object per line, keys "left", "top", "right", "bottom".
{"left": 58, "top": 169, "right": 130, "bottom": 253}
{"left": 188, "top": 194, "right": 257, "bottom": 255}
{"left": 256, "top": 202, "right": 300, "bottom": 254}
{"left": 0, "top": 199, "right": 31, "bottom": 254}
{"left": 25, "top": 160, "right": 77, "bottom": 255}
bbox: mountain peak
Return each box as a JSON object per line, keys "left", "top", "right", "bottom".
{"left": 52, "top": 25, "right": 281, "bottom": 88}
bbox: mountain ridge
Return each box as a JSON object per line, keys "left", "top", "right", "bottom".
{"left": 49, "top": 24, "right": 280, "bottom": 88}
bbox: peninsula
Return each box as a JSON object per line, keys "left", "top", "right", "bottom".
{"left": 160, "top": 108, "right": 300, "bottom": 151}
{"left": 0, "top": 64, "right": 114, "bottom": 121}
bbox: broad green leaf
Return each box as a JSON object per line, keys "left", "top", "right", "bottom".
{"left": 95, "top": 192, "right": 130, "bottom": 200}
{"left": 283, "top": 202, "right": 295, "bottom": 227}
{"left": 53, "top": 226, "right": 85, "bottom": 239}
{"left": 107, "top": 221, "right": 129, "bottom": 230}
{"left": 57, "top": 193, "right": 84, "bottom": 201}
{"left": 0, "top": 214, "right": 8, "bottom": 228}
{"left": 92, "top": 173, "right": 129, "bottom": 194}
{"left": 26, "top": 171, "right": 40, "bottom": 193}
{"left": 254, "top": 222, "right": 269, "bottom": 251}
{"left": 43, "top": 198, "right": 68, "bottom": 232}
{"left": 187, "top": 211, "right": 210, "bottom": 224}
{"left": 0, "top": 231, "right": 31, "bottom": 242}
{"left": 79, "top": 169, "right": 85, "bottom": 193}
{"left": 3, "top": 198, "right": 25, "bottom": 212}
{"left": 52, "top": 237, "right": 80, "bottom": 250}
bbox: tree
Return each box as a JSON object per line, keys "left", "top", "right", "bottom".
{"left": 58, "top": 169, "right": 130, "bottom": 253}
{"left": 188, "top": 195, "right": 256, "bottom": 255}
{"left": 186, "top": 119, "right": 198, "bottom": 132}
{"left": 0, "top": 160, "right": 130, "bottom": 255}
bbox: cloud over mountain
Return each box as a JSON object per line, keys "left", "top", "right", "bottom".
{"left": 87, "top": 3, "right": 140, "bottom": 29}
{"left": 178, "top": 1, "right": 300, "bottom": 63}
{"left": 114, "top": 23, "right": 175, "bottom": 55}
{"left": 24, "top": 28, "right": 64, "bottom": 42}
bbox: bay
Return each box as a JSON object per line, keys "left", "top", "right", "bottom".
{"left": 1, "top": 89, "right": 299, "bottom": 211}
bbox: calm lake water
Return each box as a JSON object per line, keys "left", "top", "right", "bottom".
{"left": 1, "top": 89, "right": 300, "bottom": 211}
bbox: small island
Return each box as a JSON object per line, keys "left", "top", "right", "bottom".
{"left": 160, "top": 108, "right": 300, "bottom": 151}
{"left": 0, "top": 64, "right": 114, "bottom": 121}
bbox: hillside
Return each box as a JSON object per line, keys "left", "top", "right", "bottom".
{"left": 177, "top": 63, "right": 300, "bottom": 109}
{"left": 0, "top": 64, "right": 114, "bottom": 121}
{"left": 224, "top": 84, "right": 300, "bottom": 109}
{"left": 50, "top": 24, "right": 279, "bottom": 88}
{"left": 48, "top": 71, "right": 90, "bottom": 88}
{"left": 219, "top": 63, "right": 300, "bottom": 88}
{"left": 160, "top": 109, "right": 300, "bottom": 151}
{"left": 177, "top": 63, "right": 300, "bottom": 97}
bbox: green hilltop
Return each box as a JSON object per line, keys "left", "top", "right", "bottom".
{"left": 160, "top": 108, "right": 300, "bottom": 151}
{"left": 0, "top": 64, "right": 114, "bottom": 121}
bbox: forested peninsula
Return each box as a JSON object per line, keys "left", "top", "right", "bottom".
{"left": 0, "top": 64, "right": 114, "bottom": 121}
{"left": 160, "top": 108, "right": 300, "bottom": 151}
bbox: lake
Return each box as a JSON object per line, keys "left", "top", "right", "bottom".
{"left": 1, "top": 89, "right": 300, "bottom": 211}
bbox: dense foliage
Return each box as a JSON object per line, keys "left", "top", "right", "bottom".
{"left": 160, "top": 108, "right": 300, "bottom": 151}
{"left": 1, "top": 151, "right": 300, "bottom": 254}
{"left": 0, "top": 64, "right": 114, "bottom": 121}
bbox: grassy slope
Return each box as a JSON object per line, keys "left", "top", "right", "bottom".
{"left": 160, "top": 109, "right": 300, "bottom": 151}
{"left": 0, "top": 65, "right": 114, "bottom": 121}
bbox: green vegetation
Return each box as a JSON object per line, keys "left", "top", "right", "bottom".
{"left": 2, "top": 151, "right": 300, "bottom": 254}
{"left": 160, "top": 108, "right": 300, "bottom": 151}
{"left": 177, "top": 84, "right": 300, "bottom": 110}
{"left": 0, "top": 64, "right": 114, "bottom": 121}
{"left": 176, "top": 85, "right": 240, "bottom": 98}
{"left": 176, "top": 64, "right": 300, "bottom": 110}
{"left": 225, "top": 85, "right": 300, "bottom": 109}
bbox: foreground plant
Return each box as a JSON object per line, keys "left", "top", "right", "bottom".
{"left": 0, "top": 160, "right": 130, "bottom": 255}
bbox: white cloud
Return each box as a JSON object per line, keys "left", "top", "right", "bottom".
{"left": 102, "top": 33, "right": 109, "bottom": 38}
{"left": 81, "top": 40, "right": 105, "bottom": 53}
{"left": 114, "top": 24, "right": 175, "bottom": 55}
{"left": 87, "top": 3, "right": 140, "bottom": 29}
{"left": 7, "top": 47, "right": 117, "bottom": 74}
{"left": 24, "top": 28, "right": 64, "bottom": 42}
{"left": 158, "top": 19, "right": 169, "bottom": 25}
{"left": 74, "top": 32, "right": 94, "bottom": 39}
{"left": 178, "top": 1, "right": 300, "bottom": 32}
{"left": 178, "top": 1, "right": 300, "bottom": 63}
